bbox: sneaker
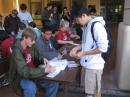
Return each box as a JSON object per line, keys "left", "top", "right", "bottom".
{"left": 2, "top": 79, "right": 9, "bottom": 86}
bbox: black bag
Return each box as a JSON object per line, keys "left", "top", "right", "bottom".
{"left": 91, "top": 21, "right": 113, "bottom": 61}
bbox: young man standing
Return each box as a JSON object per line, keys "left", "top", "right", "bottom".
{"left": 70, "top": 7, "right": 108, "bottom": 97}
{"left": 9, "top": 28, "right": 59, "bottom": 97}
{"left": 18, "top": 4, "right": 33, "bottom": 26}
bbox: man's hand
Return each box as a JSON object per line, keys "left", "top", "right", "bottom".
{"left": 69, "top": 46, "right": 81, "bottom": 57}
{"left": 75, "top": 35, "right": 80, "bottom": 39}
{"left": 58, "top": 53, "right": 63, "bottom": 59}
{"left": 76, "top": 51, "right": 86, "bottom": 59}
{"left": 68, "top": 41, "right": 74, "bottom": 45}
{"left": 43, "top": 58, "right": 49, "bottom": 65}
{"left": 45, "top": 66, "right": 56, "bottom": 73}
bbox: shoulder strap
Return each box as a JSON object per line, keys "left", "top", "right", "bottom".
{"left": 91, "top": 21, "right": 99, "bottom": 43}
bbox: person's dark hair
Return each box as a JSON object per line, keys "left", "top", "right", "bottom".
{"left": 42, "top": 26, "right": 52, "bottom": 33}
{"left": 28, "top": 22, "right": 36, "bottom": 28}
{"left": 89, "top": 8, "right": 96, "bottom": 14}
{"left": 0, "top": 14, "right": 2, "bottom": 27}
{"left": 0, "top": 14, "right": 2, "bottom": 21}
{"left": 63, "top": 6, "right": 67, "bottom": 10}
{"left": 0, "top": 21, "right": 2, "bottom": 27}
{"left": 75, "top": 7, "right": 90, "bottom": 17}
{"left": 0, "top": 14, "right": 2, "bottom": 18}
{"left": 20, "top": 3, "right": 27, "bottom": 10}
{"left": 47, "top": 3, "right": 52, "bottom": 8}
{"left": 19, "top": 22, "right": 26, "bottom": 30}
{"left": 21, "top": 28, "right": 36, "bottom": 41}
{"left": 12, "top": 9, "right": 18, "bottom": 16}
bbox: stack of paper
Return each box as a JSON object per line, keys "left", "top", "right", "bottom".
{"left": 46, "top": 59, "right": 68, "bottom": 78}
{"left": 46, "top": 69, "right": 61, "bottom": 78}
{"left": 48, "top": 59, "right": 68, "bottom": 70}
{"left": 68, "top": 61, "right": 80, "bottom": 68}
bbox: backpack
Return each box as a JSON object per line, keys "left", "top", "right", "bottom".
{"left": 91, "top": 21, "right": 113, "bottom": 61}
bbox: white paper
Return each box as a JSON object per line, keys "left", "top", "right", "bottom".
{"left": 46, "top": 59, "right": 68, "bottom": 78}
{"left": 73, "top": 43, "right": 80, "bottom": 46}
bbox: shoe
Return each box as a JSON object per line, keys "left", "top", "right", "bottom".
{"left": 2, "top": 79, "right": 9, "bottom": 86}
{"left": 0, "top": 79, "right": 9, "bottom": 88}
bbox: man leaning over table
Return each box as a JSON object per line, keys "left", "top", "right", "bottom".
{"left": 9, "top": 28, "right": 59, "bottom": 97}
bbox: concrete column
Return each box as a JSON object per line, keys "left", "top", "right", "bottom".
{"left": 115, "top": 0, "right": 130, "bottom": 90}
{"left": 65, "top": 0, "right": 71, "bottom": 10}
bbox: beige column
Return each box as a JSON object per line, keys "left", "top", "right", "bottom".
{"left": 0, "top": 0, "right": 3, "bottom": 15}
{"left": 65, "top": 0, "right": 71, "bottom": 11}
{"left": 2, "top": 0, "right": 13, "bottom": 15}
{"left": 43, "top": 0, "right": 48, "bottom": 8}
{"left": 115, "top": 0, "right": 130, "bottom": 90}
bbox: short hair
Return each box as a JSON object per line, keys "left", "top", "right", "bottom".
{"left": 75, "top": 7, "right": 90, "bottom": 17}
{"left": 60, "top": 20, "right": 69, "bottom": 27}
{"left": 42, "top": 26, "right": 52, "bottom": 33}
{"left": 0, "top": 14, "right": 2, "bottom": 18}
{"left": 47, "top": 3, "right": 52, "bottom": 7}
{"left": 89, "top": 8, "right": 96, "bottom": 14}
{"left": 21, "top": 28, "right": 36, "bottom": 41}
{"left": 0, "top": 22, "right": 2, "bottom": 27}
{"left": 28, "top": 22, "right": 36, "bottom": 28}
{"left": 12, "top": 9, "right": 18, "bottom": 15}
{"left": 63, "top": 6, "right": 67, "bottom": 10}
{"left": 19, "top": 22, "right": 26, "bottom": 30}
{"left": 20, "top": 3, "right": 27, "bottom": 10}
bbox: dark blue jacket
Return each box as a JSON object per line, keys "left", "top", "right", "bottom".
{"left": 35, "top": 36, "right": 58, "bottom": 60}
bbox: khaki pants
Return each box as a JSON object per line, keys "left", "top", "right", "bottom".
{"left": 81, "top": 67, "right": 103, "bottom": 95}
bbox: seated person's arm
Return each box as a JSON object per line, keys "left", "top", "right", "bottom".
{"left": 35, "top": 40, "right": 58, "bottom": 60}
{"left": 43, "top": 51, "right": 58, "bottom": 60}
{"left": 57, "top": 39, "right": 74, "bottom": 45}
{"left": 13, "top": 49, "right": 45, "bottom": 79}
{"left": 70, "top": 34, "right": 80, "bottom": 39}
{"left": 68, "top": 30, "right": 80, "bottom": 39}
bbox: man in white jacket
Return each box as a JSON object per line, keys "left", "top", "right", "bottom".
{"left": 18, "top": 4, "right": 33, "bottom": 27}
{"left": 70, "top": 7, "right": 108, "bottom": 97}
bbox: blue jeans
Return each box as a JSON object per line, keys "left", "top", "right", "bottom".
{"left": 20, "top": 78, "right": 59, "bottom": 97}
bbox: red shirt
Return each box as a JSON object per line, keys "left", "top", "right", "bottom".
{"left": 24, "top": 47, "right": 35, "bottom": 68}
{"left": 55, "top": 30, "right": 70, "bottom": 41}
{"left": 1, "top": 36, "right": 14, "bottom": 58}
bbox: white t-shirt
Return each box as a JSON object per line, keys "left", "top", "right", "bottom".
{"left": 18, "top": 11, "right": 33, "bottom": 26}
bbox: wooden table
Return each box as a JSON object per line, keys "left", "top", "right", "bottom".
{"left": 38, "top": 67, "right": 81, "bottom": 96}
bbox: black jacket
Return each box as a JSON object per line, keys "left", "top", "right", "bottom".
{"left": 4, "top": 14, "right": 20, "bottom": 34}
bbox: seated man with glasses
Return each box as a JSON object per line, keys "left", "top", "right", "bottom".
{"left": 35, "top": 26, "right": 59, "bottom": 60}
